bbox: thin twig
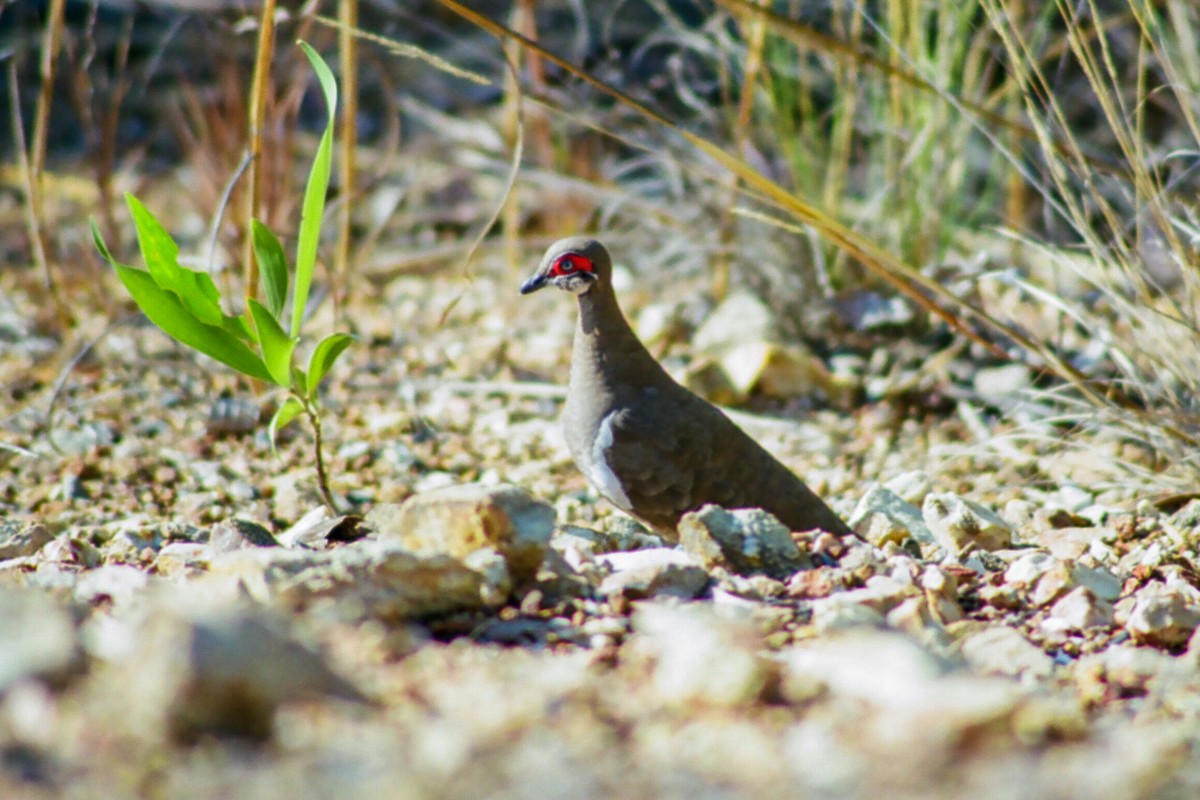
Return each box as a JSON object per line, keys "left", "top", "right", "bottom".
{"left": 205, "top": 150, "right": 254, "bottom": 272}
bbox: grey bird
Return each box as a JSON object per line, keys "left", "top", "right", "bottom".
{"left": 520, "top": 236, "right": 851, "bottom": 538}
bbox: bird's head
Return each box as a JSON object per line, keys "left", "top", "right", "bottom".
{"left": 520, "top": 237, "right": 611, "bottom": 297}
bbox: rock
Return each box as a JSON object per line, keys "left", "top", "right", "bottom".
{"left": 810, "top": 575, "right": 917, "bottom": 624}
{"left": 596, "top": 549, "right": 709, "bottom": 600}
{"left": 1076, "top": 644, "right": 1183, "bottom": 706}
{"left": 883, "top": 471, "right": 934, "bottom": 505}
{"left": 0, "top": 590, "right": 80, "bottom": 691}
{"left": 171, "top": 612, "right": 365, "bottom": 741}
{"left": 208, "top": 519, "right": 278, "bottom": 553}
{"left": 73, "top": 564, "right": 150, "bottom": 607}
{"left": 715, "top": 573, "right": 786, "bottom": 602}
{"left": 730, "top": 342, "right": 824, "bottom": 400}
{"left": 886, "top": 596, "right": 951, "bottom": 650}
{"left": 1004, "top": 551, "right": 1058, "bottom": 586}
{"left": 978, "top": 582, "right": 1022, "bottom": 610}
{"left": 1034, "top": 526, "right": 1113, "bottom": 561}
{"left": 920, "top": 565, "right": 963, "bottom": 623}
{"left": 154, "top": 542, "right": 210, "bottom": 575}
{"left": 787, "top": 567, "right": 841, "bottom": 599}
{"left": 688, "top": 291, "right": 830, "bottom": 400}
{"left": 785, "top": 630, "right": 938, "bottom": 706}
{"left": 601, "top": 517, "right": 664, "bottom": 551}
{"left": 1125, "top": 582, "right": 1200, "bottom": 649}
{"left": 204, "top": 392, "right": 259, "bottom": 436}
{"left": 635, "top": 300, "right": 688, "bottom": 350}
{"left": 922, "top": 493, "right": 1013, "bottom": 553}
{"left": 848, "top": 485, "right": 934, "bottom": 546}
{"left": 785, "top": 630, "right": 1022, "bottom": 760}
{"left": 212, "top": 540, "right": 503, "bottom": 620}
{"left": 98, "top": 605, "right": 365, "bottom": 743}
{"left": 811, "top": 600, "right": 886, "bottom": 632}
{"left": 531, "top": 547, "right": 594, "bottom": 601}
{"left": 626, "top": 602, "right": 772, "bottom": 708}
{"left": 1047, "top": 587, "right": 1114, "bottom": 632}
{"left": 959, "top": 626, "right": 1054, "bottom": 680}
{"left": 837, "top": 290, "right": 915, "bottom": 331}
{"left": 370, "top": 484, "right": 554, "bottom": 582}
{"left": 269, "top": 471, "right": 309, "bottom": 522}
{"left": 277, "top": 506, "right": 337, "bottom": 548}
{"left": 1031, "top": 563, "right": 1077, "bottom": 607}
{"left": 693, "top": 291, "right": 775, "bottom": 353}
{"left": 1070, "top": 564, "right": 1122, "bottom": 602}
{"left": 462, "top": 548, "right": 513, "bottom": 607}
{"left": 679, "top": 505, "right": 811, "bottom": 579}
{"left": 0, "top": 520, "right": 55, "bottom": 560}
{"left": 972, "top": 363, "right": 1032, "bottom": 407}
{"left": 1012, "top": 694, "right": 1089, "bottom": 745}
{"left": 550, "top": 525, "right": 609, "bottom": 560}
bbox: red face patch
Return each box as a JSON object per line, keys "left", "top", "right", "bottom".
{"left": 549, "top": 253, "right": 594, "bottom": 278}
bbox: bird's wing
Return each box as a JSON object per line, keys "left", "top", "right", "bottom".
{"left": 598, "top": 391, "right": 743, "bottom": 526}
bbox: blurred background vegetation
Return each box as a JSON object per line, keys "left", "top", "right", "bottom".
{"left": 2, "top": 0, "right": 1199, "bottom": 490}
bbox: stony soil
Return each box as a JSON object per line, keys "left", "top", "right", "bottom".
{"left": 3, "top": 244, "right": 1200, "bottom": 800}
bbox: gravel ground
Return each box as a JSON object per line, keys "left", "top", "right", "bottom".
{"left": 3, "top": 246, "right": 1200, "bottom": 800}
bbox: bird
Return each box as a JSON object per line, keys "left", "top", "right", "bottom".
{"left": 520, "top": 236, "right": 852, "bottom": 538}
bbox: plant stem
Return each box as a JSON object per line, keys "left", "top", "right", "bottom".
{"left": 302, "top": 396, "right": 339, "bottom": 513}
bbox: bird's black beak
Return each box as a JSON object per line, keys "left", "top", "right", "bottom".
{"left": 520, "top": 274, "right": 547, "bottom": 295}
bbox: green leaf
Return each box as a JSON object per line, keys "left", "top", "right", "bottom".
{"left": 306, "top": 332, "right": 355, "bottom": 396}
{"left": 292, "top": 42, "right": 338, "bottom": 338}
{"left": 90, "top": 217, "right": 116, "bottom": 262}
{"left": 252, "top": 220, "right": 289, "bottom": 319}
{"left": 248, "top": 299, "right": 296, "bottom": 387}
{"left": 112, "top": 264, "right": 273, "bottom": 382}
{"left": 126, "top": 194, "right": 224, "bottom": 328}
{"left": 219, "top": 311, "right": 255, "bottom": 343}
{"left": 292, "top": 366, "right": 309, "bottom": 398}
{"left": 269, "top": 396, "right": 304, "bottom": 456}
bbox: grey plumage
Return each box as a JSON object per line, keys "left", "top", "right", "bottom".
{"left": 522, "top": 236, "right": 851, "bottom": 537}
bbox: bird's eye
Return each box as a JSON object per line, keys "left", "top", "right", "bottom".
{"left": 551, "top": 253, "right": 592, "bottom": 277}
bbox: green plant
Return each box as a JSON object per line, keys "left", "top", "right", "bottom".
{"left": 91, "top": 41, "right": 353, "bottom": 511}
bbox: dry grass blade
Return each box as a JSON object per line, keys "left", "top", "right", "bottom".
{"left": 243, "top": 0, "right": 278, "bottom": 306}
{"left": 313, "top": 14, "right": 491, "bottom": 86}
{"left": 333, "top": 0, "right": 359, "bottom": 321}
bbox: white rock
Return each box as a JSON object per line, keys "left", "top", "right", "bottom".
{"left": 73, "top": 565, "right": 149, "bottom": 607}
{"left": 693, "top": 291, "right": 776, "bottom": 352}
{"left": 809, "top": 575, "right": 917, "bottom": 625}
{"left": 629, "top": 602, "right": 770, "bottom": 708}
{"left": 920, "top": 565, "right": 963, "bottom": 623}
{"left": 1048, "top": 587, "right": 1114, "bottom": 631}
{"left": 922, "top": 493, "right": 1013, "bottom": 553}
{"left": 1036, "top": 526, "right": 1112, "bottom": 561}
{"left": 848, "top": 485, "right": 934, "bottom": 546}
{"left": 883, "top": 471, "right": 934, "bottom": 505}
{"left": 1031, "top": 563, "right": 1077, "bottom": 608}
{"left": 372, "top": 483, "right": 555, "bottom": 583}
{"left": 1004, "top": 551, "right": 1058, "bottom": 586}
{"left": 960, "top": 626, "right": 1054, "bottom": 680}
{"left": 785, "top": 630, "right": 1019, "bottom": 738}
{"left": 596, "top": 548, "right": 709, "bottom": 599}
{"left": 1126, "top": 582, "right": 1200, "bottom": 649}
{"left": 1070, "top": 564, "right": 1122, "bottom": 601}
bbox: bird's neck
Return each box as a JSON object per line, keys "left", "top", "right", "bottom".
{"left": 571, "top": 284, "right": 664, "bottom": 397}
